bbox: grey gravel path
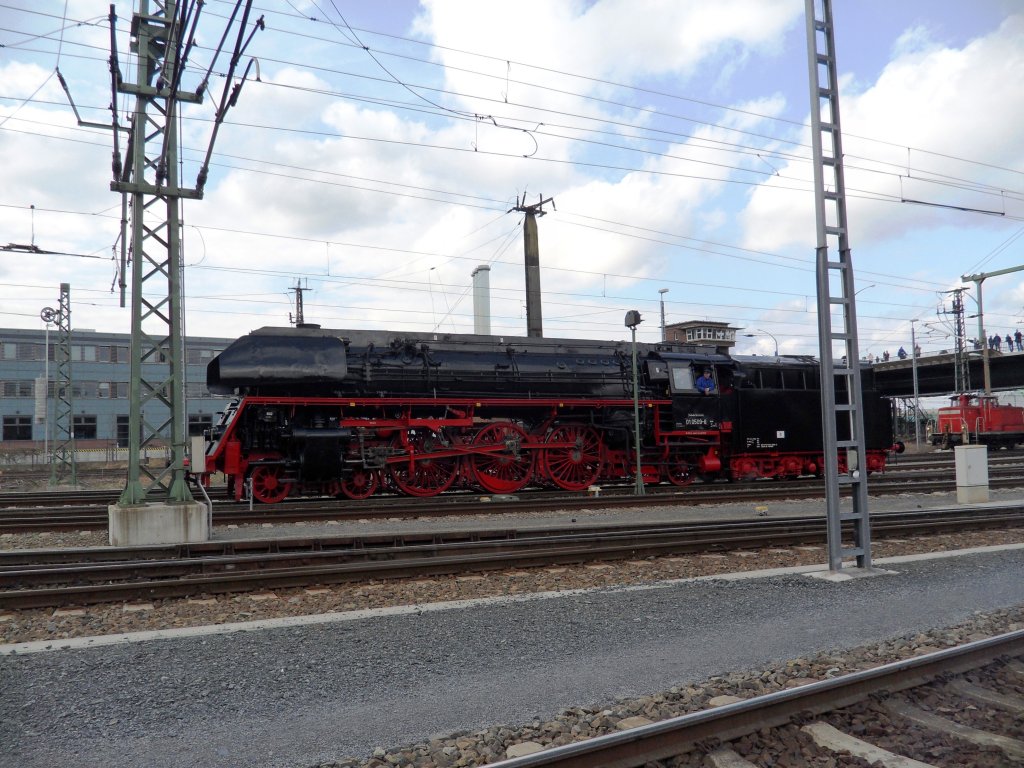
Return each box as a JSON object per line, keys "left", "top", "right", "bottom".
{"left": 2, "top": 546, "right": 1023, "bottom": 768}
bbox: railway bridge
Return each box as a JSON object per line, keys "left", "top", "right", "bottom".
{"left": 873, "top": 350, "right": 1024, "bottom": 398}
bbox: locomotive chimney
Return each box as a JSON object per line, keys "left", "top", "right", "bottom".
{"left": 471, "top": 264, "right": 491, "bottom": 335}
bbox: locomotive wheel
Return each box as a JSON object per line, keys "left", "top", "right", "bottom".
{"left": 469, "top": 422, "right": 534, "bottom": 494}
{"left": 249, "top": 465, "right": 292, "bottom": 504}
{"left": 541, "top": 424, "right": 602, "bottom": 491}
{"left": 340, "top": 469, "right": 379, "bottom": 500}
{"left": 388, "top": 431, "right": 458, "bottom": 497}
{"left": 666, "top": 457, "right": 695, "bottom": 486}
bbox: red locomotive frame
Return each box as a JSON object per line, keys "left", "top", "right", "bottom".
{"left": 202, "top": 394, "right": 891, "bottom": 503}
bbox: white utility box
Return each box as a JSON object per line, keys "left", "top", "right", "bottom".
{"left": 954, "top": 444, "right": 988, "bottom": 503}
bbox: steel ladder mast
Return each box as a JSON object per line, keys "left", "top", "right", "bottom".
{"left": 113, "top": 0, "right": 202, "bottom": 505}
{"left": 805, "top": 0, "right": 872, "bottom": 572}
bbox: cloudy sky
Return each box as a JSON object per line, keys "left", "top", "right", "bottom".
{"left": 2, "top": 0, "right": 1023, "bottom": 359}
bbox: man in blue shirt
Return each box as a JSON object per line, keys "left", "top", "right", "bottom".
{"left": 696, "top": 367, "right": 715, "bottom": 395}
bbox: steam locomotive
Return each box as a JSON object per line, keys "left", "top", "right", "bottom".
{"left": 199, "top": 325, "right": 899, "bottom": 503}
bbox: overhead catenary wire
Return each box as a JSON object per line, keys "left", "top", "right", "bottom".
{"left": 2, "top": 2, "right": 1024, "bottom": 346}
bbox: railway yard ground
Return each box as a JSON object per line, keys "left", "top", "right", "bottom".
{"left": 2, "top": 465, "right": 1024, "bottom": 767}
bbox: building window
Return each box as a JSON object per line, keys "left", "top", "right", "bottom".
{"left": 73, "top": 415, "right": 98, "bottom": 439}
{"left": 98, "top": 382, "right": 110, "bottom": 399}
{"left": 2, "top": 381, "right": 33, "bottom": 397}
{"left": 188, "top": 414, "right": 213, "bottom": 436}
{"left": 116, "top": 415, "right": 131, "bottom": 447}
{"left": 72, "top": 381, "right": 98, "bottom": 398}
{"left": 71, "top": 345, "right": 97, "bottom": 362}
{"left": 187, "top": 347, "right": 219, "bottom": 365}
{"left": 2, "top": 416, "right": 32, "bottom": 440}
{"left": 16, "top": 343, "right": 44, "bottom": 361}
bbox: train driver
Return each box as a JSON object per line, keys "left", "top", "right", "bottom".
{"left": 695, "top": 367, "right": 715, "bottom": 395}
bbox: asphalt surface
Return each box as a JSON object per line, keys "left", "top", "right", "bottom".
{"left": 2, "top": 544, "right": 1023, "bottom": 768}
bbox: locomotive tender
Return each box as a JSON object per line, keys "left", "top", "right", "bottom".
{"left": 200, "top": 325, "right": 898, "bottom": 503}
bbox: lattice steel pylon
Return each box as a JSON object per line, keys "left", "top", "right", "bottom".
{"left": 42, "top": 283, "right": 76, "bottom": 487}
{"left": 805, "top": 0, "right": 872, "bottom": 572}
{"left": 938, "top": 288, "right": 970, "bottom": 393}
{"left": 112, "top": 0, "right": 198, "bottom": 505}
{"left": 110, "top": 1, "right": 260, "bottom": 507}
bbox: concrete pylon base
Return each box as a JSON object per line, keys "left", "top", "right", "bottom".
{"left": 108, "top": 501, "right": 209, "bottom": 546}
{"left": 805, "top": 567, "right": 898, "bottom": 582}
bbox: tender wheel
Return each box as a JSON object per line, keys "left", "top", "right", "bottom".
{"left": 469, "top": 422, "right": 534, "bottom": 494}
{"left": 666, "top": 457, "right": 695, "bottom": 486}
{"left": 541, "top": 424, "right": 602, "bottom": 491}
{"left": 387, "top": 430, "right": 458, "bottom": 497}
{"left": 340, "top": 468, "right": 379, "bottom": 499}
{"left": 249, "top": 465, "right": 292, "bottom": 504}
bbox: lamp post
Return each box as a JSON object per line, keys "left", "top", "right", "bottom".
{"left": 744, "top": 329, "right": 779, "bottom": 357}
{"left": 658, "top": 288, "right": 668, "bottom": 341}
{"left": 911, "top": 319, "right": 921, "bottom": 449}
{"left": 625, "top": 309, "right": 645, "bottom": 496}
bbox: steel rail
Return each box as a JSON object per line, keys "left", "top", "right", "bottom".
{"left": 480, "top": 629, "right": 1024, "bottom": 768}
{"left": 1, "top": 506, "right": 1022, "bottom": 609}
{"left": 3, "top": 465, "right": 1024, "bottom": 533}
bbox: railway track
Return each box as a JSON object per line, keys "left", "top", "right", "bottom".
{"left": 482, "top": 629, "right": 1024, "bottom": 768}
{"left": 2, "top": 463, "right": 1024, "bottom": 534}
{"left": 2, "top": 506, "right": 1022, "bottom": 610}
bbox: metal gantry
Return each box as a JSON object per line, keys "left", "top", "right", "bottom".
{"left": 109, "top": 0, "right": 261, "bottom": 506}
{"left": 962, "top": 264, "right": 1024, "bottom": 395}
{"left": 805, "top": 0, "right": 872, "bottom": 572}
{"left": 938, "top": 288, "right": 970, "bottom": 393}
{"left": 41, "top": 283, "right": 76, "bottom": 487}
{"left": 112, "top": 0, "right": 200, "bottom": 505}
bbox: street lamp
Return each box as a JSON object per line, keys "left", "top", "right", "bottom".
{"left": 744, "top": 329, "right": 779, "bottom": 357}
{"left": 911, "top": 319, "right": 921, "bottom": 450}
{"left": 625, "top": 309, "right": 645, "bottom": 496}
{"left": 658, "top": 288, "right": 668, "bottom": 341}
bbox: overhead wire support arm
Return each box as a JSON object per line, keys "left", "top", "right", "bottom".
{"left": 107, "top": 5, "right": 132, "bottom": 307}
{"left": 195, "top": 2, "right": 264, "bottom": 194}
{"left": 155, "top": 0, "right": 205, "bottom": 186}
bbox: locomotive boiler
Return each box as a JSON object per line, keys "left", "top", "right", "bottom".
{"left": 199, "top": 325, "right": 899, "bottom": 503}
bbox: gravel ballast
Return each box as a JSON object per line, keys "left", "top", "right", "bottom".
{"left": 2, "top": 545, "right": 1023, "bottom": 768}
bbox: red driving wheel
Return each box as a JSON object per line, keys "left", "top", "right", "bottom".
{"left": 541, "top": 424, "right": 602, "bottom": 491}
{"left": 387, "top": 430, "right": 458, "bottom": 497}
{"left": 469, "top": 422, "right": 534, "bottom": 494}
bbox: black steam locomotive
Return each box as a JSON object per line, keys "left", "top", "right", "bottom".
{"left": 199, "top": 325, "right": 898, "bottom": 503}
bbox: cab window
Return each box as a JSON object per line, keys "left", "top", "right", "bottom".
{"left": 669, "top": 365, "right": 694, "bottom": 392}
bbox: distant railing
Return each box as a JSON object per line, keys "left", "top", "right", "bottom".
{"left": 0, "top": 444, "right": 172, "bottom": 467}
